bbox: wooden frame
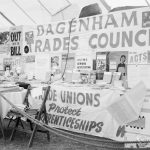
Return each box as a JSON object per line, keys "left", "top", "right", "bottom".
{"left": 9, "top": 86, "right": 50, "bottom": 148}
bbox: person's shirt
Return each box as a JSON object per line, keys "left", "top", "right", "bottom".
{"left": 116, "top": 63, "right": 126, "bottom": 76}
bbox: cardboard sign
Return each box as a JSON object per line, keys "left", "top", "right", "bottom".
{"left": 128, "top": 50, "right": 148, "bottom": 64}
{"left": 10, "top": 26, "right": 23, "bottom": 56}
{"left": 75, "top": 54, "right": 93, "bottom": 71}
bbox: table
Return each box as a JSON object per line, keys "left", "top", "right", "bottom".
{"left": 0, "top": 89, "right": 27, "bottom": 118}
{"left": 9, "top": 81, "right": 146, "bottom": 142}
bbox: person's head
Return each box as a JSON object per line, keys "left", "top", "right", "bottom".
{"left": 120, "top": 55, "right": 126, "bottom": 63}
{"left": 5, "top": 65, "right": 11, "bottom": 71}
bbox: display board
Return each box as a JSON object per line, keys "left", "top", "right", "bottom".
{"left": 19, "top": 7, "right": 150, "bottom": 84}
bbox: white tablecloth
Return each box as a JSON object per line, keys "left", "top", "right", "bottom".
{"left": 0, "top": 89, "right": 27, "bottom": 118}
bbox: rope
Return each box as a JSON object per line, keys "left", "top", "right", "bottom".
{"left": 0, "top": 93, "right": 150, "bottom": 149}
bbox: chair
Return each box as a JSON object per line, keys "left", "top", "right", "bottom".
{"left": 8, "top": 85, "right": 50, "bottom": 148}
{"left": 7, "top": 83, "right": 31, "bottom": 128}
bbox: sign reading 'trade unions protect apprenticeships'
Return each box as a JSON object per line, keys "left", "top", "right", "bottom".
{"left": 44, "top": 84, "right": 122, "bottom": 141}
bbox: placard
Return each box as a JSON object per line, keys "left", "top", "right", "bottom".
{"left": 75, "top": 54, "right": 93, "bottom": 71}
{"left": 9, "top": 26, "right": 23, "bottom": 56}
{"left": 128, "top": 50, "right": 148, "bottom": 64}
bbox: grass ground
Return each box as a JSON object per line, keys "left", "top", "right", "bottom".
{"left": 0, "top": 119, "right": 127, "bottom": 150}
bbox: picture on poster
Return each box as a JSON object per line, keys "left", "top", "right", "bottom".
{"left": 51, "top": 56, "right": 60, "bottom": 69}
{"left": 96, "top": 53, "right": 106, "bottom": 71}
{"left": 50, "top": 54, "right": 61, "bottom": 78}
{"left": 109, "top": 52, "right": 128, "bottom": 73}
{"left": 0, "top": 31, "right": 9, "bottom": 54}
{"left": 24, "top": 31, "right": 34, "bottom": 54}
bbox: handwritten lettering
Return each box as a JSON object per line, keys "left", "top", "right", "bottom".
{"left": 48, "top": 103, "right": 81, "bottom": 116}
{"left": 42, "top": 113, "right": 104, "bottom": 133}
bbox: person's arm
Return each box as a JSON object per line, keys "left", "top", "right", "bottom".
{"left": 116, "top": 64, "right": 119, "bottom": 72}
{"left": 125, "top": 64, "right": 127, "bottom": 76}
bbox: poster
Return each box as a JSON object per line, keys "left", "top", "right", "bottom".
{"left": 51, "top": 54, "right": 61, "bottom": 71}
{"left": 75, "top": 54, "right": 93, "bottom": 71}
{"left": 23, "top": 25, "right": 35, "bottom": 55}
{"left": 61, "top": 53, "right": 75, "bottom": 72}
{"left": 50, "top": 54, "right": 62, "bottom": 81}
{"left": 9, "top": 26, "right": 23, "bottom": 56}
{"left": 0, "top": 29, "right": 10, "bottom": 54}
{"left": 96, "top": 53, "right": 106, "bottom": 71}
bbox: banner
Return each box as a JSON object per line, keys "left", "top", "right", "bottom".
{"left": 45, "top": 83, "right": 124, "bottom": 141}
{"left": 22, "top": 7, "right": 150, "bottom": 55}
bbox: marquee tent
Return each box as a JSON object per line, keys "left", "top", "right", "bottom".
{"left": 0, "top": 0, "right": 148, "bottom": 28}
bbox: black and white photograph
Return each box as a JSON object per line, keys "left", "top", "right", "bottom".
{"left": 0, "top": 0, "right": 150, "bottom": 150}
